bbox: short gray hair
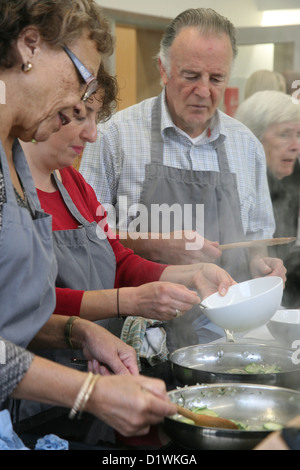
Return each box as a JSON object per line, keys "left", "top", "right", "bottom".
{"left": 235, "top": 90, "right": 300, "bottom": 141}
{"left": 158, "top": 8, "right": 238, "bottom": 75}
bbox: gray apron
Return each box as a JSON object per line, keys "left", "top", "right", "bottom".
{"left": 17, "top": 172, "right": 121, "bottom": 440}
{"left": 52, "top": 172, "right": 121, "bottom": 331}
{"left": 33, "top": 171, "right": 123, "bottom": 370}
{"left": 139, "top": 96, "right": 250, "bottom": 349}
{"left": 0, "top": 140, "right": 57, "bottom": 348}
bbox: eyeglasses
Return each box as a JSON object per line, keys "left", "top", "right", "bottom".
{"left": 63, "top": 46, "right": 98, "bottom": 102}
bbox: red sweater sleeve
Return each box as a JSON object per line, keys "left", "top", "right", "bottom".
{"left": 109, "top": 236, "right": 167, "bottom": 288}
{"left": 54, "top": 288, "right": 84, "bottom": 316}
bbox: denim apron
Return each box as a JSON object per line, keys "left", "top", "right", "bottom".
{"left": 138, "top": 95, "right": 250, "bottom": 349}
{"left": 0, "top": 140, "right": 56, "bottom": 348}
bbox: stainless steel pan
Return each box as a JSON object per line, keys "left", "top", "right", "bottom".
{"left": 169, "top": 343, "right": 300, "bottom": 390}
{"left": 163, "top": 383, "right": 300, "bottom": 450}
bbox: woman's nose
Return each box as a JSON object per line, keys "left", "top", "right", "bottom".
{"left": 289, "top": 135, "right": 300, "bottom": 152}
{"left": 81, "top": 121, "right": 97, "bottom": 143}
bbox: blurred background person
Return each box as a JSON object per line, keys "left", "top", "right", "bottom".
{"left": 236, "top": 90, "right": 300, "bottom": 308}
{"left": 243, "top": 69, "right": 286, "bottom": 100}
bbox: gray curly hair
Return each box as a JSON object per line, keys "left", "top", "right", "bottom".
{"left": 0, "top": 0, "right": 113, "bottom": 69}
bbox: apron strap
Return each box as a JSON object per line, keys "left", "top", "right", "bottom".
{"left": 13, "top": 140, "right": 42, "bottom": 215}
{"left": 52, "top": 171, "right": 91, "bottom": 227}
{"left": 214, "top": 139, "right": 231, "bottom": 173}
{"left": 151, "top": 95, "right": 164, "bottom": 165}
{"left": 0, "top": 140, "right": 17, "bottom": 205}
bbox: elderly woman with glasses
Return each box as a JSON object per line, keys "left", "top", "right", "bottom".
{"left": 0, "top": 0, "right": 179, "bottom": 443}
{"left": 236, "top": 90, "right": 300, "bottom": 308}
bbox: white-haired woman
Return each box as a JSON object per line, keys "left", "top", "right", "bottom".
{"left": 236, "top": 90, "right": 300, "bottom": 307}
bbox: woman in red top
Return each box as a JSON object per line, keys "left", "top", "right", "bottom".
{"left": 22, "top": 69, "right": 234, "bottom": 345}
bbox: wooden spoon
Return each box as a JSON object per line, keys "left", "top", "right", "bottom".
{"left": 176, "top": 404, "right": 238, "bottom": 430}
{"left": 219, "top": 237, "right": 296, "bottom": 251}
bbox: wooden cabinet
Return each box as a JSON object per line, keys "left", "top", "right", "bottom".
{"left": 115, "top": 24, "right": 163, "bottom": 110}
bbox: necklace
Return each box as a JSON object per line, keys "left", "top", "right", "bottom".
{"left": 14, "top": 186, "right": 29, "bottom": 209}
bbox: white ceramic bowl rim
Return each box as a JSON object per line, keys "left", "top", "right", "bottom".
{"left": 270, "top": 309, "right": 300, "bottom": 325}
{"left": 202, "top": 276, "right": 283, "bottom": 310}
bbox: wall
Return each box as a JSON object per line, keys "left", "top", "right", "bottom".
{"left": 114, "top": 25, "right": 163, "bottom": 110}
{"left": 98, "top": 1, "right": 300, "bottom": 109}
{"left": 98, "top": 0, "right": 264, "bottom": 27}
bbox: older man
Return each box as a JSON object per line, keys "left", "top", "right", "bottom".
{"left": 81, "top": 8, "right": 286, "bottom": 347}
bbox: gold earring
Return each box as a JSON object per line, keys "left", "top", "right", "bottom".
{"left": 21, "top": 62, "right": 33, "bottom": 73}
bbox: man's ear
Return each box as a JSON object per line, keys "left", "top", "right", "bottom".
{"left": 158, "top": 57, "right": 169, "bottom": 86}
{"left": 16, "top": 26, "right": 41, "bottom": 65}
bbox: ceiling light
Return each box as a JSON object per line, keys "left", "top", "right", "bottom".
{"left": 261, "top": 10, "right": 300, "bottom": 26}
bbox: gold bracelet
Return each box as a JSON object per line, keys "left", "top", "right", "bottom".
{"left": 65, "top": 316, "right": 78, "bottom": 349}
{"left": 78, "top": 373, "right": 99, "bottom": 418}
{"left": 69, "top": 372, "right": 99, "bottom": 420}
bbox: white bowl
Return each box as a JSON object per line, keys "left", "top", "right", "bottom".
{"left": 267, "top": 309, "right": 300, "bottom": 347}
{"left": 201, "top": 276, "right": 283, "bottom": 332}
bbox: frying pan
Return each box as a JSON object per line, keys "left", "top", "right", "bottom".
{"left": 169, "top": 343, "right": 300, "bottom": 390}
{"left": 162, "top": 383, "right": 300, "bottom": 450}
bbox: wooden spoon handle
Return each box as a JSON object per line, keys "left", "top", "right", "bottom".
{"left": 176, "top": 405, "right": 238, "bottom": 430}
{"left": 219, "top": 237, "right": 296, "bottom": 251}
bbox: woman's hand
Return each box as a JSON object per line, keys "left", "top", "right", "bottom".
{"left": 86, "top": 374, "right": 177, "bottom": 437}
{"left": 160, "top": 263, "right": 236, "bottom": 301}
{"left": 122, "top": 282, "right": 200, "bottom": 321}
{"left": 72, "top": 319, "right": 139, "bottom": 375}
{"left": 12, "top": 355, "right": 176, "bottom": 438}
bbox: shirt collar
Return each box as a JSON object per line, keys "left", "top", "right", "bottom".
{"left": 160, "top": 89, "right": 226, "bottom": 146}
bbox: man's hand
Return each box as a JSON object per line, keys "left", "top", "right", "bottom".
{"left": 250, "top": 256, "right": 287, "bottom": 286}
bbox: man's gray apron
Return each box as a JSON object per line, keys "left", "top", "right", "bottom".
{"left": 138, "top": 95, "right": 250, "bottom": 350}
{"left": 0, "top": 140, "right": 56, "bottom": 348}
{"left": 17, "top": 172, "right": 121, "bottom": 442}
